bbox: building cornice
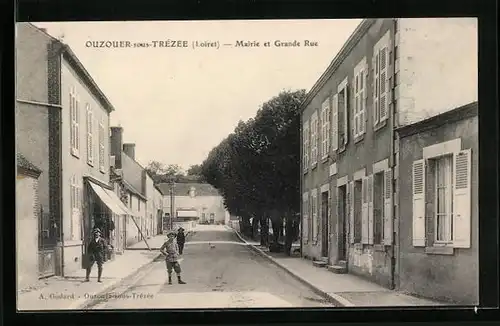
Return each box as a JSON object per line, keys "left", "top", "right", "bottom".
{"left": 300, "top": 19, "right": 376, "bottom": 113}
{"left": 396, "top": 102, "right": 478, "bottom": 139}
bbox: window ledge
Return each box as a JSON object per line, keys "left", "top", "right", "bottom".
{"left": 354, "top": 134, "right": 365, "bottom": 144}
{"left": 87, "top": 161, "right": 94, "bottom": 167}
{"left": 354, "top": 243, "right": 363, "bottom": 250}
{"left": 71, "top": 151, "right": 80, "bottom": 159}
{"left": 425, "top": 246, "right": 454, "bottom": 255}
{"left": 321, "top": 156, "right": 329, "bottom": 164}
{"left": 338, "top": 145, "right": 347, "bottom": 154}
{"left": 311, "top": 162, "right": 318, "bottom": 170}
{"left": 303, "top": 169, "right": 309, "bottom": 175}
{"left": 374, "top": 119, "right": 388, "bottom": 132}
{"left": 374, "top": 244, "right": 385, "bottom": 252}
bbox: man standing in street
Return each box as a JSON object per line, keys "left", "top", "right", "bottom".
{"left": 160, "top": 231, "right": 186, "bottom": 285}
{"left": 85, "top": 228, "right": 107, "bottom": 282}
{"left": 176, "top": 227, "right": 186, "bottom": 255}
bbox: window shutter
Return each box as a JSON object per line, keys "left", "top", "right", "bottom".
{"left": 302, "top": 193, "right": 309, "bottom": 243}
{"left": 348, "top": 181, "right": 355, "bottom": 244}
{"left": 361, "top": 177, "right": 369, "bottom": 244}
{"left": 70, "top": 92, "right": 76, "bottom": 154}
{"left": 373, "top": 54, "right": 379, "bottom": 126}
{"left": 453, "top": 149, "right": 472, "bottom": 248}
{"left": 331, "top": 94, "right": 338, "bottom": 151}
{"left": 368, "top": 174, "right": 374, "bottom": 244}
{"left": 412, "top": 160, "right": 426, "bottom": 247}
{"left": 87, "top": 107, "right": 93, "bottom": 164}
{"left": 383, "top": 169, "right": 393, "bottom": 245}
{"left": 343, "top": 86, "right": 349, "bottom": 146}
{"left": 75, "top": 96, "right": 80, "bottom": 155}
{"left": 353, "top": 76, "right": 359, "bottom": 138}
{"left": 379, "top": 47, "right": 389, "bottom": 122}
{"left": 362, "top": 68, "right": 368, "bottom": 134}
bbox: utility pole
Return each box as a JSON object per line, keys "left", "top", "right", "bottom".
{"left": 170, "top": 180, "right": 175, "bottom": 230}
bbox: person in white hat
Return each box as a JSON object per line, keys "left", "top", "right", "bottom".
{"left": 160, "top": 231, "right": 186, "bottom": 285}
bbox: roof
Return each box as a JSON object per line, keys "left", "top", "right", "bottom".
{"left": 17, "top": 153, "right": 42, "bottom": 175}
{"left": 396, "top": 102, "right": 478, "bottom": 138}
{"left": 122, "top": 179, "right": 148, "bottom": 201}
{"left": 300, "top": 19, "right": 376, "bottom": 113}
{"left": 156, "top": 182, "right": 221, "bottom": 197}
{"left": 28, "top": 23, "right": 115, "bottom": 113}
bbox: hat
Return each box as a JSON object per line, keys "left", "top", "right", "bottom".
{"left": 93, "top": 228, "right": 101, "bottom": 235}
{"left": 167, "top": 231, "right": 176, "bottom": 237}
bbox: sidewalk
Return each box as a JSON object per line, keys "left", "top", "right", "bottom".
{"left": 17, "top": 235, "right": 166, "bottom": 311}
{"left": 231, "top": 228, "right": 446, "bottom": 307}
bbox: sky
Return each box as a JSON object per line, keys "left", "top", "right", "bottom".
{"left": 34, "top": 19, "right": 361, "bottom": 171}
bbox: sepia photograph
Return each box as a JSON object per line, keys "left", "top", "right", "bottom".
{"left": 15, "top": 18, "right": 478, "bottom": 311}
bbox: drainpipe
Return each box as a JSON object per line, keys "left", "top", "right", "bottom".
{"left": 299, "top": 119, "right": 303, "bottom": 258}
{"left": 389, "top": 18, "right": 398, "bottom": 290}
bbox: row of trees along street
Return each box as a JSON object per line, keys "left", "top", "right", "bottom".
{"left": 200, "top": 89, "right": 307, "bottom": 256}
{"left": 145, "top": 162, "right": 205, "bottom": 184}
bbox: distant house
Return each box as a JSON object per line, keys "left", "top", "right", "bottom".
{"left": 157, "top": 182, "right": 230, "bottom": 229}
{"left": 16, "top": 153, "right": 42, "bottom": 290}
{"left": 110, "top": 126, "right": 153, "bottom": 246}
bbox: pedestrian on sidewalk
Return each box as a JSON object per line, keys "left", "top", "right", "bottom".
{"left": 85, "top": 228, "right": 107, "bottom": 283}
{"left": 160, "top": 231, "right": 186, "bottom": 285}
{"left": 177, "top": 227, "right": 186, "bottom": 255}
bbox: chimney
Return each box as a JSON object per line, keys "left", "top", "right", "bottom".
{"left": 123, "top": 143, "right": 136, "bottom": 160}
{"left": 110, "top": 126, "right": 123, "bottom": 169}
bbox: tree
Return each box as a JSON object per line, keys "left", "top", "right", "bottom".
{"left": 186, "top": 164, "right": 202, "bottom": 176}
{"left": 200, "top": 89, "right": 307, "bottom": 253}
{"left": 145, "top": 161, "right": 185, "bottom": 183}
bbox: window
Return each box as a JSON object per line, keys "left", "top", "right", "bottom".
{"left": 320, "top": 98, "right": 331, "bottom": 159}
{"left": 412, "top": 148, "right": 472, "bottom": 249}
{"left": 70, "top": 88, "right": 80, "bottom": 157}
{"left": 337, "top": 82, "right": 349, "bottom": 150}
{"left": 138, "top": 199, "right": 141, "bottom": 211}
{"left": 373, "top": 173, "right": 385, "bottom": 244}
{"left": 353, "top": 180, "right": 362, "bottom": 243}
{"left": 98, "top": 121, "right": 105, "bottom": 172}
{"left": 303, "top": 120, "right": 310, "bottom": 172}
{"left": 86, "top": 104, "right": 94, "bottom": 165}
{"left": 70, "top": 175, "right": 81, "bottom": 240}
{"left": 434, "top": 155, "right": 454, "bottom": 243}
{"left": 311, "top": 190, "right": 318, "bottom": 243}
{"left": 130, "top": 194, "right": 133, "bottom": 209}
{"left": 302, "top": 193, "right": 309, "bottom": 243}
{"left": 373, "top": 34, "right": 390, "bottom": 127}
{"left": 310, "top": 112, "right": 319, "bottom": 167}
{"left": 353, "top": 59, "right": 367, "bottom": 138}
{"left": 331, "top": 94, "right": 338, "bottom": 152}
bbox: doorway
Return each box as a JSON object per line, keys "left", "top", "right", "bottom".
{"left": 337, "top": 185, "right": 348, "bottom": 262}
{"left": 321, "top": 191, "right": 329, "bottom": 258}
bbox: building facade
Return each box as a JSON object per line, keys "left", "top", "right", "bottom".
{"left": 397, "top": 103, "right": 478, "bottom": 304}
{"left": 16, "top": 23, "right": 58, "bottom": 278}
{"left": 16, "top": 154, "right": 43, "bottom": 290}
{"left": 300, "top": 18, "right": 477, "bottom": 294}
{"left": 158, "top": 183, "right": 229, "bottom": 226}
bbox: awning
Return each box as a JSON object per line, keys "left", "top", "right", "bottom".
{"left": 89, "top": 181, "right": 127, "bottom": 215}
{"left": 102, "top": 187, "right": 135, "bottom": 216}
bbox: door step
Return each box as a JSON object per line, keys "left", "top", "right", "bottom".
{"left": 312, "top": 260, "right": 328, "bottom": 268}
{"left": 327, "top": 265, "right": 347, "bottom": 274}
{"left": 337, "top": 260, "right": 347, "bottom": 268}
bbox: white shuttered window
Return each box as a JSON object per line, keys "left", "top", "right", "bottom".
{"left": 98, "top": 122, "right": 105, "bottom": 172}
{"left": 373, "top": 32, "right": 391, "bottom": 127}
{"left": 311, "top": 112, "right": 319, "bottom": 166}
{"left": 302, "top": 193, "right": 309, "bottom": 243}
{"left": 321, "top": 98, "right": 331, "bottom": 159}
{"left": 303, "top": 120, "right": 310, "bottom": 172}
{"left": 311, "top": 189, "right": 318, "bottom": 243}
{"left": 86, "top": 104, "right": 94, "bottom": 165}
{"left": 353, "top": 59, "right": 367, "bottom": 138}
{"left": 70, "top": 88, "right": 80, "bottom": 157}
{"left": 331, "top": 94, "right": 338, "bottom": 152}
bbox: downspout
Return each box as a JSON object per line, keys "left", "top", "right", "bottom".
{"left": 57, "top": 49, "right": 65, "bottom": 277}
{"left": 299, "top": 116, "right": 304, "bottom": 258}
{"left": 389, "top": 18, "right": 398, "bottom": 290}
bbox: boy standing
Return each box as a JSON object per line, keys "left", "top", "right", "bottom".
{"left": 160, "top": 232, "right": 186, "bottom": 285}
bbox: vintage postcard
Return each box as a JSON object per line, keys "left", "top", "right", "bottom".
{"left": 15, "top": 18, "right": 478, "bottom": 311}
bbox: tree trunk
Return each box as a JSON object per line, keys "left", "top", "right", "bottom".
{"left": 284, "top": 211, "right": 294, "bottom": 256}
{"left": 270, "top": 210, "right": 281, "bottom": 244}
{"left": 259, "top": 214, "right": 269, "bottom": 247}
{"left": 251, "top": 217, "right": 259, "bottom": 240}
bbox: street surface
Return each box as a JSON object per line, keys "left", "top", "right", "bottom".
{"left": 86, "top": 226, "right": 334, "bottom": 309}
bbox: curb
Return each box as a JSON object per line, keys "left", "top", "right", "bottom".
{"left": 230, "top": 227, "right": 355, "bottom": 307}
